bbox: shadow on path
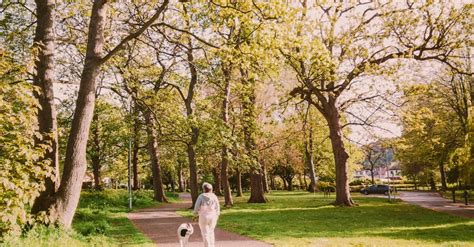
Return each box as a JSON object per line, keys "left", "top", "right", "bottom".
{"left": 128, "top": 193, "right": 272, "bottom": 247}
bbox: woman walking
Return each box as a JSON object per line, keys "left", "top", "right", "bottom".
{"left": 193, "top": 182, "right": 221, "bottom": 247}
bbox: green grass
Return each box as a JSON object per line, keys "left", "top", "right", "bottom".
{"left": 2, "top": 189, "right": 178, "bottom": 247}
{"left": 180, "top": 191, "right": 474, "bottom": 246}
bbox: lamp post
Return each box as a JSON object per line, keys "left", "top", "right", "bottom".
{"left": 127, "top": 96, "right": 133, "bottom": 210}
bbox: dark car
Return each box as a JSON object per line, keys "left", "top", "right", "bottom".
{"left": 360, "top": 184, "right": 392, "bottom": 195}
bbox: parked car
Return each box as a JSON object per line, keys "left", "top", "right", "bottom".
{"left": 360, "top": 184, "right": 392, "bottom": 195}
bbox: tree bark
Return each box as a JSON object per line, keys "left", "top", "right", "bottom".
{"left": 212, "top": 168, "right": 222, "bottom": 196}
{"left": 145, "top": 111, "right": 168, "bottom": 202}
{"left": 187, "top": 128, "right": 199, "bottom": 207}
{"left": 370, "top": 169, "right": 375, "bottom": 185}
{"left": 262, "top": 164, "right": 269, "bottom": 193}
{"left": 305, "top": 125, "right": 317, "bottom": 192}
{"left": 429, "top": 175, "right": 437, "bottom": 191}
{"left": 183, "top": 17, "right": 200, "bottom": 207}
{"left": 323, "top": 97, "right": 354, "bottom": 206}
{"left": 240, "top": 69, "right": 266, "bottom": 203}
{"left": 31, "top": 0, "right": 60, "bottom": 214}
{"left": 91, "top": 156, "right": 101, "bottom": 190}
{"left": 90, "top": 113, "right": 101, "bottom": 190}
{"left": 286, "top": 177, "right": 293, "bottom": 191}
{"left": 236, "top": 168, "right": 243, "bottom": 197}
{"left": 45, "top": 0, "right": 109, "bottom": 227}
{"left": 220, "top": 66, "right": 233, "bottom": 206}
{"left": 270, "top": 175, "right": 276, "bottom": 190}
{"left": 439, "top": 156, "right": 447, "bottom": 190}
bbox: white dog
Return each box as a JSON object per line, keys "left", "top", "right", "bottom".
{"left": 177, "top": 223, "right": 194, "bottom": 247}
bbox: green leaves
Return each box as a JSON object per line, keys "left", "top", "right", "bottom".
{"left": 0, "top": 50, "right": 51, "bottom": 237}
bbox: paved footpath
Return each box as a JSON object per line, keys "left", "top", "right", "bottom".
{"left": 128, "top": 194, "right": 272, "bottom": 247}
{"left": 399, "top": 191, "right": 474, "bottom": 219}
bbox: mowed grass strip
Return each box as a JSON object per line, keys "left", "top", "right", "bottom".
{"left": 212, "top": 191, "right": 474, "bottom": 246}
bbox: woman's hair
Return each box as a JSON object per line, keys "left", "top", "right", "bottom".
{"left": 202, "top": 182, "right": 213, "bottom": 193}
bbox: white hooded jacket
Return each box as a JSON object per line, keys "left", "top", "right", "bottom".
{"left": 193, "top": 192, "right": 220, "bottom": 216}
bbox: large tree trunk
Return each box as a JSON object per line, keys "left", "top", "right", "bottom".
{"left": 145, "top": 112, "right": 168, "bottom": 202}
{"left": 323, "top": 97, "right": 354, "bottom": 206}
{"left": 44, "top": 0, "right": 108, "bottom": 227}
{"left": 187, "top": 128, "right": 199, "bottom": 207}
{"left": 240, "top": 69, "right": 266, "bottom": 203}
{"left": 31, "top": 0, "right": 60, "bottom": 214}
{"left": 236, "top": 168, "right": 243, "bottom": 197}
{"left": 249, "top": 172, "right": 266, "bottom": 202}
{"left": 220, "top": 66, "right": 233, "bottom": 206}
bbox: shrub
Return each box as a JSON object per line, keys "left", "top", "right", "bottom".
{"left": 317, "top": 181, "right": 335, "bottom": 192}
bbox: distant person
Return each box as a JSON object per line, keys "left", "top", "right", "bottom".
{"left": 193, "top": 182, "right": 220, "bottom": 247}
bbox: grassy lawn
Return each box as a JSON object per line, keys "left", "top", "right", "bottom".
{"left": 182, "top": 191, "right": 474, "bottom": 247}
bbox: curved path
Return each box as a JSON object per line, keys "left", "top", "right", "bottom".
{"left": 399, "top": 191, "right": 474, "bottom": 218}
{"left": 128, "top": 194, "right": 272, "bottom": 247}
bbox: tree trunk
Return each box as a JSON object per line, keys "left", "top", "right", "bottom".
{"left": 298, "top": 174, "right": 304, "bottom": 190}
{"left": 212, "top": 168, "right": 222, "bottom": 196}
{"left": 220, "top": 66, "right": 233, "bottom": 206}
{"left": 286, "top": 178, "right": 293, "bottom": 191}
{"left": 439, "top": 162, "right": 447, "bottom": 190}
{"left": 183, "top": 19, "right": 200, "bottom": 207}
{"left": 323, "top": 97, "right": 354, "bottom": 206}
{"left": 304, "top": 119, "right": 317, "bottom": 192}
{"left": 240, "top": 69, "right": 266, "bottom": 203}
{"left": 282, "top": 178, "right": 287, "bottom": 190}
{"left": 91, "top": 113, "right": 101, "bottom": 190}
{"left": 236, "top": 168, "right": 243, "bottom": 197}
{"left": 187, "top": 129, "right": 199, "bottom": 207}
{"left": 270, "top": 175, "right": 276, "bottom": 190}
{"left": 177, "top": 159, "right": 185, "bottom": 192}
{"left": 249, "top": 172, "right": 267, "bottom": 202}
{"left": 370, "top": 169, "right": 375, "bottom": 185}
{"left": 31, "top": 0, "right": 60, "bottom": 214}
{"left": 303, "top": 171, "right": 308, "bottom": 190}
{"left": 91, "top": 156, "right": 101, "bottom": 190}
{"left": 429, "top": 175, "right": 437, "bottom": 191}
{"left": 262, "top": 164, "right": 269, "bottom": 193}
{"left": 177, "top": 159, "right": 186, "bottom": 192}
{"left": 41, "top": 0, "right": 108, "bottom": 227}
{"left": 145, "top": 111, "right": 168, "bottom": 202}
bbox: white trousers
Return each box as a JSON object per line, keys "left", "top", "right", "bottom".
{"left": 198, "top": 214, "right": 218, "bottom": 247}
